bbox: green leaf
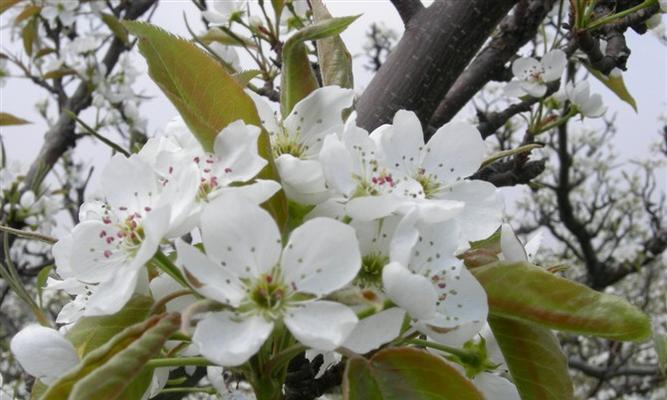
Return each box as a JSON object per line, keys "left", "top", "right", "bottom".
{"left": 101, "top": 13, "right": 129, "bottom": 45}
{"left": 123, "top": 21, "right": 288, "bottom": 230}
{"left": 310, "top": 0, "right": 354, "bottom": 89}
{"left": 655, "top": 332, "right": 667, "bottom": 376}
{"left": 41, "top": 313, "right": 180, "bottom": 400}
{"left": 233, "top": 69, "right": 262, "bottom": 87}
{"left": 343, "top": 347, "right": 484, "bottom": 400}
{"left": 21, "top": 16, "right": 37, "bottom": 56}
{"left": 0, "top": 0, "right": 23, "bottom": 15}
{"left": 473, "top": 262, "right": 652, "bottom": 341}
{"left": 489, "top": 316, "right": 574, "bottom": 400}
{"left": 43, "top": 68, "right": 76, "bottom": 80}
{"left": 65, "top": 295, "right": 153, "bottom": 357}
{"left": 35, "top": 264, "right": 53, "bottom": 308}
{"left": 586, "top": 66, "right": 637, "bottom": 112}
{"left": 30, "top": 380, "right": 48, "bottom": 399}
{"left": 0, "top": 112, "right": 31, "bottom": 126}
{"left": 13, "top": 4, "right": 40, "bottom": 25}
{"left": 281, "top": 15, "right": 359, "bottom": 115}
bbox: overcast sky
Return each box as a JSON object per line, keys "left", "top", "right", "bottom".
{"left": 1, "top": 1, "right": 665, "bottom": 216}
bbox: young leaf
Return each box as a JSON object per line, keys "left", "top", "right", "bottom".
{"left": 100, "top": 13, "right": 130, "bottom": 45}
{"left": 0, "top": 112, "right": 31, "bottom": 126}
{"left": 281, "top": 15, "right": 359, "bottom": 115}
{"left": 65, "top": 294, "right": 153, "bottom": 357}
{"left": 311, "top": 0, "right": 354, "bottom": 89}
{"left": 40, "top": 313, "right": 180, "bottom": 400}
{"left": 586, "top": 66, "right": 637, "bottom": 112}
{"left": 0, "top": 0, "right": 23, "bottom": 15}
{"left": 13, "top": 4, "right": 40, "bottom": 25}
{"left": 489, "top": 316, "right": 574, "bottom": 400}
{"left": 343, "top": 347, "right": 484, "bottom": 400}
{"left": 473, "top": 261, "right": 652, "bottom": 341}
{"left": 21, "top": 16, "right": 37, "bottom": 56}
{"left": 655, "top": 332, "right": 667, "bottom": 376}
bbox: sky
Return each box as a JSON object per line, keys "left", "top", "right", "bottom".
{"left": 0, "top": 1, "right": 665, "bottom": 219}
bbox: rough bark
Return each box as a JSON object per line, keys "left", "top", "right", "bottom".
{"left": 429, "top": 0, "right": 557, "bottom": 132}
{"left": 355, "top": 0, "right": 517, "bottom": 132}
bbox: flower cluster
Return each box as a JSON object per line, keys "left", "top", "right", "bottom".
{"left": 11, "top": 86, "right": 512, "bottom": 397}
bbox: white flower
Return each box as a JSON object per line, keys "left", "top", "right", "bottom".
{"left": 178, "top": 195, "right": 361, "bottom": 366}
{"left": 60, "top": 154, "right": 199, "bottom": 316}
{"left": 139, "top": 118, "right": 280, "bottom": 234}
{"left": 660, "top": 0, "right": 667, "bottom": 12}
{"left": 203, "top": 0, "right": 247, "bottom": 26}
{"left": 382, "top": 211, "right": 488, "bottom": 343}
{"left": 375, "top": 110, "right": 502, "bottom": 241}
{"left": 505, "top": 49, "right": 567, "bottom": 97}
{"left": 10, "top": 325, "right": 79, "bottom": 384}
{"left": 41, "top": 0, "right": 78, "bottom": 28}
{"left": 318, "top": 115, "right": 426, "bottom": 221}
{"left": 563, "top": 81, "right": 606, "bottom": 118}
{"left": 248, "top": 86, "right": 354, "bottom": 205}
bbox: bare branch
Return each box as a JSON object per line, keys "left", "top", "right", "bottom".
{"left": 389, "top": 0, "right": 425, "bottom": 26}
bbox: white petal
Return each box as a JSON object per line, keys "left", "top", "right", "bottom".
{"left": 426, "top": 267, "right": 488, "bottom": 329}
{"left": 519, "top": 80, "right": 548, "bottom": 97}
{"left": 282, "top": 218, "right": 361, "bottom": 295}
{"left": 10, "top": 325, "right": 79, "bottom": 383}
{"left": 175, "top": 240, "right": 245, "bottom": 307}
{"left": 404, "top": 218, "right": 463, "bottom": 276}
{"left": 512, "top": 57, "right": 541, "bottom": 80}
{"left": 524, "top": 230, "right": 543, "bottom": 262}
{"left": 422, "top": 122, "right": 486, "bottom": 184}
{"left": 319, "top": 133, "right": 356, "bottom": 196}
{"left": 541, "top": 49, "right": 567, "bottom": 82}
{"left": 275, "top": 155, "right": 328, "bottom": 204}
{"left": 284, "top": 301, "right": 358, "bottom": 351}
{"left": 474, "top": 373, "right": 521, "bottom": 400}
{"left": 388, "top": 211, "right": 420, "bottom": 266}
{"left": 382, "top": 262, "right": 437, "bottom": 320}
{"left": 246, "top": 90, "right": 281, "bottom": 134}
{"left": 440, "top": 180, "right": 504, "bottom": 242}
{"left": 503, "top": 81, "right": 526, "bottom": 98}
{"left": 345, "top": 195, "right": 404, "bottom": 221}
{"left": 213, "top": 179, "right": 281, "bottom": 204}
{"left": 284, "top": 86, "right": 354, "bottom": 156}
{"left": 201, "top": 195, "right": 282, "bottom": 279}
{"left": 421, "top": 320, "right": 486, "bottom": 347}
{"left": 376, "top": 110, "right": 424, "bottom": 176}
{"left": 213, "top": 120, "right": 266, "bottom": 184}
{"left": 500, "top": 224, "right": 527, "bottom": 262}
{"left": 69, "top": 221, "right": 128, "bottom": 283}
{"left": 101, "top": 154, "right": 159, "bottom": 212}
{"left": 194, "top": 312, "right": 273, "bottom": 367}
{"left": 52, "top": 234, "right": 74, "bottom": 278}
{"left": 343, "top": 308, "right": 406, "bottom": 354}
{"left": 83, "top": 267, "right": 140, "bottom": 316}
{"left": 352, "top": 215, "right": 401, "bottom": 259}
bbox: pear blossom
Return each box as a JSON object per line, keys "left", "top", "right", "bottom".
{"left": 505, "top": 49, "right": 567, "bottom": 97}
{"left": 374, "top": 110, "right": 502, "bottom": 241}
{"left": 203, "top": 0, "right": 248, "bottom": 26}
{"left": 563, "top": 81, "right": 606, "bottom": 118}
{"left": 41, "top": 0, "right": 78, "bottom": 28}
{"left": 248, "top": 86, "right": 354, "bottom": 204}
{"left": 57, "top": 153, "right": 199, "bottom": 316}
{"left": 382, "top": 211, "right": 488, "bottom": 343}
{"left": 10, "top": 325, "right": 79, "bottom": 384}
{"left": 177, "top": 195, "right": 361, "bottom": 366}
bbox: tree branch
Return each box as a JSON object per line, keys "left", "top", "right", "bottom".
{"left": 429, "top": 0, "right": 557, "bottom": 132}
{"left": 355, "top": 0, "right": 517, "bottom": 132}
{"left": 569, "top": 359, "right": 660, "bottom": 379}
{"left": 389, "top": 0, "right": 425, "bottom": 26}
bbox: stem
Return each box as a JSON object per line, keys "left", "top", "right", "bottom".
{"left": 146, "top": 357, "right": 211, "bottom": 369}
{"left": 152, "top": 250, "right": 189, "bottom": 289}
{"left": 530, "top": 108, "right": 578, "bottom": 135}
{"left": 0, "top": 224, "right": 57, "bottom": 244}
{"left": 585, "top": 0, "right": 657, "bottom": 31}
{"left": 405, "top": 338, "right": 480, "bottom": 364}
{"left": 159, "top": 386, "right": 217, "bottom": 395}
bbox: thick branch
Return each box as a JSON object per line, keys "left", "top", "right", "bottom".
{"left": 355, "top": 0, "right": 517, "bottom": 132}
{"left": 429, "top": 0, "right": 557, "bottom": 131}
{"left": 569, "top": 359, "right": 660, "bottom": 379}
{"left": 389, "top": 0, "right": 424, "bottom": 26}
{"left": 23, "top": 0, "right": 158, "bottom": 190}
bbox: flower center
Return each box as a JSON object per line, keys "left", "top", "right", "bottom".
{"left": 272, "top": 130, "right": 305, "bottom": 158}
{"left": 415, "top": 168, "right": 441, "bottom": 198}
{"left": 248, "top": 273, "right": 289, "bottom": 317}
{"left": 356, "top": 253, "right": 389, "bottom": 288}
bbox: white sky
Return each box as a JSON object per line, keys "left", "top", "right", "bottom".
{"left": 1, "top": 1, "right": 665, "bottom": 208}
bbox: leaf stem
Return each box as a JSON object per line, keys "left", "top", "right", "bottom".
{"left": 146, "top": 356, "right": 212, "bottom": 369}
{"left": 405, "top": 338, "right": 479, "bottom": 364}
